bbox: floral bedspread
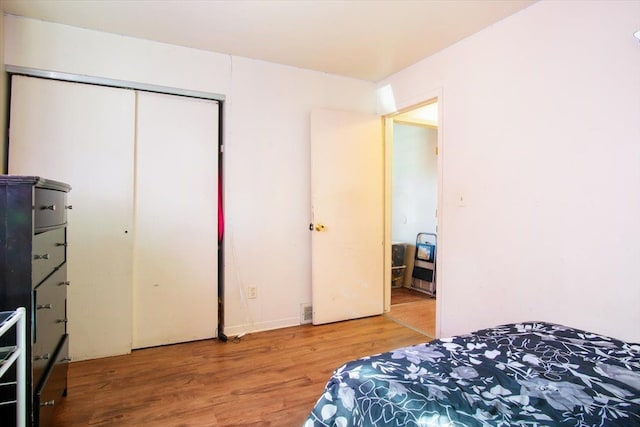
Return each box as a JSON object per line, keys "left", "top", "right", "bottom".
{"left": 304, "top": 322, "right": 640, "bottom": 426}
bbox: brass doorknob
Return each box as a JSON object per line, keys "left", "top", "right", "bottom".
{"left": 315, "top": 224, "right": 326, "bottom": 232}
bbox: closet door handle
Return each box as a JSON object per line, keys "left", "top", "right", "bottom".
{"left": 33, "top": 253, "right": 50, "bottom": 260}
{"left": 41, "top": 205, "right": 56, "bottom": 211}
{"left": 34, "top": 354, "right": 50, "bottom": 361}
{"left": 37, "top": 304, "right": 52, "bottom": 310}
{"left": 58, "top": 281, "right": 71, "bottom": 286}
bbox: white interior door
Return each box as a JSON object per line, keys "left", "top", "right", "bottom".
{"left": 9, "top": 75, "right": 136, "bottom": 359}
{"left": 133, "top": 91, "right": 219, "bottom": 348}
{"left": 310, "top": 109, "right": 384, "bottom": 324}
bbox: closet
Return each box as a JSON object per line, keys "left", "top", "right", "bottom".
{"left": 8, "top": 75, "right": 219, "bottom": 360}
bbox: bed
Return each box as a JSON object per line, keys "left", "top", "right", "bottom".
{"left": 304, "top": 322, "right": 640, "bottom": 426}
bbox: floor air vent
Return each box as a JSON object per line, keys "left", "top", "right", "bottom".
{"left": 301, "top": 304, "right": 313, "bottom": 324}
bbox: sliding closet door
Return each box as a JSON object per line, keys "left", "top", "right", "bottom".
{"left": 9, "top": 76, "right": 136, "bottom": 359}
{"left": 133, "top": 92, "right": 218, "bottom": 348}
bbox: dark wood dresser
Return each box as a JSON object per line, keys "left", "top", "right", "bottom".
{"left": 0, "top": 176, "right": 71, "bottom": 426}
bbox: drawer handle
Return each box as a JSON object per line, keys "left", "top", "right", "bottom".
{"left": 41, "top": 400, "right": 55, "bottom": 407}
{"left": 58, "top": 281, "right": 71, "bottom": 287}
{"left": 37, "top": 304, "right": 52, "bottom": 310}
{"left": 34, "top": 354, "right": 50, "bottom": 361}
{"left": 33, "top": 253, "right": 50, "bottom": 260}
{"left": 56, "top": 318, "right": 68, "bottom": 323}
{"left": 41, "top": 205, "right": 57, "bottom": 211}
{"left": 65, "top": 205, "right": 73, "bottom": 210}
{"left": 56, "top": 242, "right": 68, "bottom": 247}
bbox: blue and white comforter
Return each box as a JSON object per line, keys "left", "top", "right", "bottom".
{"left": 304, "top": 322, "right": 640, "bottom": 426}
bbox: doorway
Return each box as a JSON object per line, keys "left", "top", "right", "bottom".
{"left": 384, "top": 99, "right": 440, "bottom": 339}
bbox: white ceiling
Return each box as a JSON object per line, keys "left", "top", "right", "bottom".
{"left": 1, "top": 0, "right": 536, "bottom": 82}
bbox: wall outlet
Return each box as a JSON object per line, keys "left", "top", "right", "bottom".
{"left": 456, "top": 193, "right": 466, "bottom": 207}
{"left": 247, "top": 286, "right": 257, "bottom": 299}
{"left": 300, "top": 304, "right": 312, "bottom": 324}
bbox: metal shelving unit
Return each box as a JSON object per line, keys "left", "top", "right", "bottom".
{"left": 0, "top": 308, "right": 26, "bottom": 427}
{"left": 410, "top": 232, "right": 437, "bottom": 296}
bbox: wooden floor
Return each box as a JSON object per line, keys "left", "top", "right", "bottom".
{"left": 389, "top": 286, "right": 431, "bottom": 305}
{"left": 387, "top": 287, "right": 436, "bottom": 338}
{"left": 52, "top": 316, "right": 430, "bottom": 426}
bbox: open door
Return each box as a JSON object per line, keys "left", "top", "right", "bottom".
{"left": 310, "top": 109, "right": 384, "bottom": 325}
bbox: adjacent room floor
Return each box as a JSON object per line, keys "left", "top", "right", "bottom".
{"left": 386, "top": 286, "right": 436, "bottom": 338}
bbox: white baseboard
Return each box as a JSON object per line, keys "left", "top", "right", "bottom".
{"left": 223, "top": 316, "right": 300, "bottom": 338}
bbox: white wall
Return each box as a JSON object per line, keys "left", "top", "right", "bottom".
{"left": 380, "top": 0, "right": 640, "bottom": 342}
{"left": 4, "top": 15, "right": 376, "bottom": 356}
{"left": 225, "top": 56, "right": 376, "bottom": 335}
{"left": 392, "top": 123, "right": 438, "bottom": 243}
{"left": 4, "top": 15, "right": 231, "bottom": 95}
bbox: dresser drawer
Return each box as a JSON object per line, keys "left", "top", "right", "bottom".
{"left": 32, "top": 227, "right": 67, "bottom": 287}
{"left": 34, "top": 188, "right": 68, "bottom": 230}
{"left": 35, "top": 334, "right": 69, "bottom": 427}
{"left": 33, "top": 266, "right": 67, "bottom": 386}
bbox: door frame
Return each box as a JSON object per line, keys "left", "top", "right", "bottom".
{"left": 383, "top": 89, "right": 444, "bottom": 338}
